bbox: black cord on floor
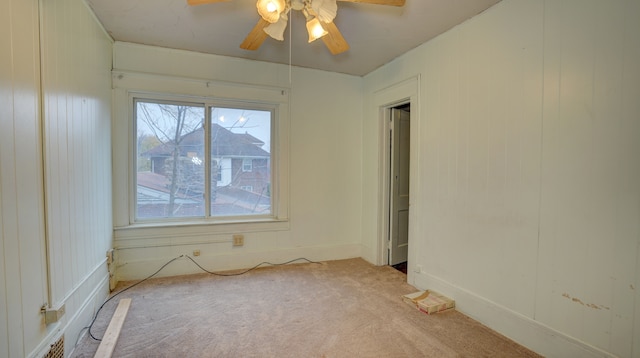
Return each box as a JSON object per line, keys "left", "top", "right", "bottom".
{"left": 184, "top": 255, "right": 320, "bottom": 276}
{"left": 81, "top": 254, "right": 185, "bottom": 342}
{"left": 78, "top": 255, "right": 320, "bottom": 344}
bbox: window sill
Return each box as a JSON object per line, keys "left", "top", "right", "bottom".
{"left": 114, "top": 217, "right": 289, "bottom": 241}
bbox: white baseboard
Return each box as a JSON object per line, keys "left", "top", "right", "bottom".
{"left": 29, "top": 263, "right": 110, "bottom": 358}
{"left": 116, "top": 243, "right": 363, "bottom": 281}
{"left": 63, "top": 274, "right": 110, "bottom": 356}
{"left": 414, "top": 272, "right": 615, "bottom": 358}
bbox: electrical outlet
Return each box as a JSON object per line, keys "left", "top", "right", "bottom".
{"left": 193, "top": 249, "right": 201, "bottom": 256}
{"left": 106, "top": 249, "right": 114, "bottom": 264}
{"left": 106, "top": 249, "right": 117, "bottom": 291}
{"left": 414, "top": 264, "right": 422, "bottom": 273}
{"left": 233, "top": 234, "right": 244, "bottom": 247}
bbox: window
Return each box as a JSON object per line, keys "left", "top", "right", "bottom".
{"left": 242, "top": 158, "right": 253, "bottom": 172}
{"left": 212, "top": 160, "right": 222, "bottom": 182}
{"left": 112, "top": 72, "right": 289, "bottom": 231}
{"left": 135, "top": 99, "right": 273, "bottom": 221}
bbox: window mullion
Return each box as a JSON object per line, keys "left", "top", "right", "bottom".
{"left": 204, "top": 104, "right": 211, "bottom": 218}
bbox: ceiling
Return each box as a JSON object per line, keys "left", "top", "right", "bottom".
{"left": 85, "top": 0, "right": 501, "bottom": 76}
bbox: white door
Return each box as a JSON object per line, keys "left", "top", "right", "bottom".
{"left": 389, "top": 107, "right": 410, "bottom": 266}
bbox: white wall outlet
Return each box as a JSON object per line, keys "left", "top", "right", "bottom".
{"left": 233, "top": 234, "right": 244, "bottom": 246}
{"left": 106, "top": 249, "right": 114, "bottom": 264}
{"left": 414, "top": 264, "right": 422, "bottom": 273}
{"left": 106, "top": 249, "right": 117, "bottom": 291}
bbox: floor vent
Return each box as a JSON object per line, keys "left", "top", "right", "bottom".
{"left": 43, "top": 335, "right": 64, "bottom": 358}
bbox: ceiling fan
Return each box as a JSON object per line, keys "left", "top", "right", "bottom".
{"left": 186, "top": 0, "right": 406, "bottom": 55}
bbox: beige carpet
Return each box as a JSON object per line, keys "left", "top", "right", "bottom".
{"left": 71, "top": 258, "right": 541, "bottom": 357}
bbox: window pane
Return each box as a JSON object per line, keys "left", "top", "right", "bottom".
{"left": 136, "top": 101, "right": 205, "bottom": 219}
{"left": 210, "top": 107, "right": 271, "bottom": 216}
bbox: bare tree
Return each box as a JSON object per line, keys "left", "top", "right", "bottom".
{"left": 138, "top": 102, "right": 203, "bottom": 217}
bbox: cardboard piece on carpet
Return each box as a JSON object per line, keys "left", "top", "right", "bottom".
{"left": 403, "top": 290, "right": 455, "bottom": 314}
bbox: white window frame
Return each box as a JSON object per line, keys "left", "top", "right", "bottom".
{"left": 242, "top": 158, "right": 253, "bottom": 172}
{"left": 133, "top": 97, "right": 273, "bottom": 221}
{"left": 112, "top": 71, "right": 290, "bottom": 234}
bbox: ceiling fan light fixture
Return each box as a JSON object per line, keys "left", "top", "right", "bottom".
{"left": 256, "top": 0, "right": 285, "bottom": 23}
{"left": 311, "top": 0, "right": 338, "bottom": 23}
{"left": 264, "top": 10, "right": 289, "bottom": 41}
{"left": 306, "top": 17, "right": 328, "bottom": 43}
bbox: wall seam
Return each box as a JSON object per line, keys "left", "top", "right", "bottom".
{"left": 36, "top": 0, "right": 53, "bottom": 311}
{"left": 532, "top": 0, "right": 546, "bottom": 323}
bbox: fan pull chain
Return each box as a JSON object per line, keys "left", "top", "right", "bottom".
{"left": 288, "top": 8, "right": 292, "bottom": 84}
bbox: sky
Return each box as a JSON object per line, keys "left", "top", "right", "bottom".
{"left": 136, "top": 102, "right": 272, "bottom": 152}
{"left": 211, "top": 107, "right": 271, "bottom": 150}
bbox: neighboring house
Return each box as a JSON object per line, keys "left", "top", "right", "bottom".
{"left": 137, "top": 123, "right": 270, "bottom": 217}
{"left": 136, "top": 171, "right": 203, "bottom": 217}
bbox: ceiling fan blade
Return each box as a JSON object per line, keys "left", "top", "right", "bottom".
{"left": 321, "top": 21, "right": 350, "bottom": 55}
{"left": 337, "top": 0, "right": 405, "bottom": 6}
{"left": 186, "top": 0, "right": 231, "bottom": 5}
{"left": 240, "top": 18, "right": 270, "bottom": 51}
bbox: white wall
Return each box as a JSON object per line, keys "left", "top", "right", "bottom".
{"left": 363, "top": 0, "right": 640, "bottom": 357}
{"left": 1, "top": 0, "right": 113, "bottom": 356}
{"left": 111, "top": 43, "right": 364, "bottom": 280}
{"left": 1, "top": 0, "right": 48, "bottom": 356}
{"left": 6, "top": 0, "right": 636, "bottom": 356}
{"left": 39, "top": 0, "right": 114, "bottom": 355}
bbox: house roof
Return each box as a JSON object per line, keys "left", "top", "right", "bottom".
{"left": 236, "top": 132, "right": 265, "bottom": 147}
{"left": 211, "top": 124, "right": 269, "bottom": 157}
{"left": 137, "top": 171, "right": 270, "bottom": 214}
{"left": 137, "top": 171, "right": 169, "bottom": 190}
{"left": 142, "top": 123, "right": 269, "bottom": 158}
{"left": 136, "top": 171, "right": 200, "bottom": 203}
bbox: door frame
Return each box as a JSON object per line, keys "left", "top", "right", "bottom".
{"left": 373, "top": 76, "right": 420, "bottom": 280}
{"left": 389, "top": 106, "right": 411, "bottom": 266}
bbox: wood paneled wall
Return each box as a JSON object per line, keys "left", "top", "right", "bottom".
{"left": 363, "top": 0, "right": 640, "bottom": 356}
{"left": 39, "top": 0, "right": 113, "bottom": 354}
{"left": 0, "top": 0, "right": 47, "bottom": 356}
{"left": 536, "top": 1, "right": 639, "bottom": 355}
{"left": 40, "top": 0, "right": 113, "bottom": 306}
{"left": 1, "top": 0, "right": 113, "bottom": 356}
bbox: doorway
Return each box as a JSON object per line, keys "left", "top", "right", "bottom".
{"left": 372, "top": 75, "right": 419, "bottom": 274}
{"left": 388, "top": 104, "right": 410, "bottom": 271}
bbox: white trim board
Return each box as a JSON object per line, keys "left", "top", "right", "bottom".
{"left": 116, "top": 243, "right": 363, "bottom": 281}
{"left": 30, "top": 269, "right": 110, "bottom": 358}
{"left": 414, "top": 272, "right": 615, "bottom": 358}
{"left": 370, "top": 75, "right": 421, "bottom": 285}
